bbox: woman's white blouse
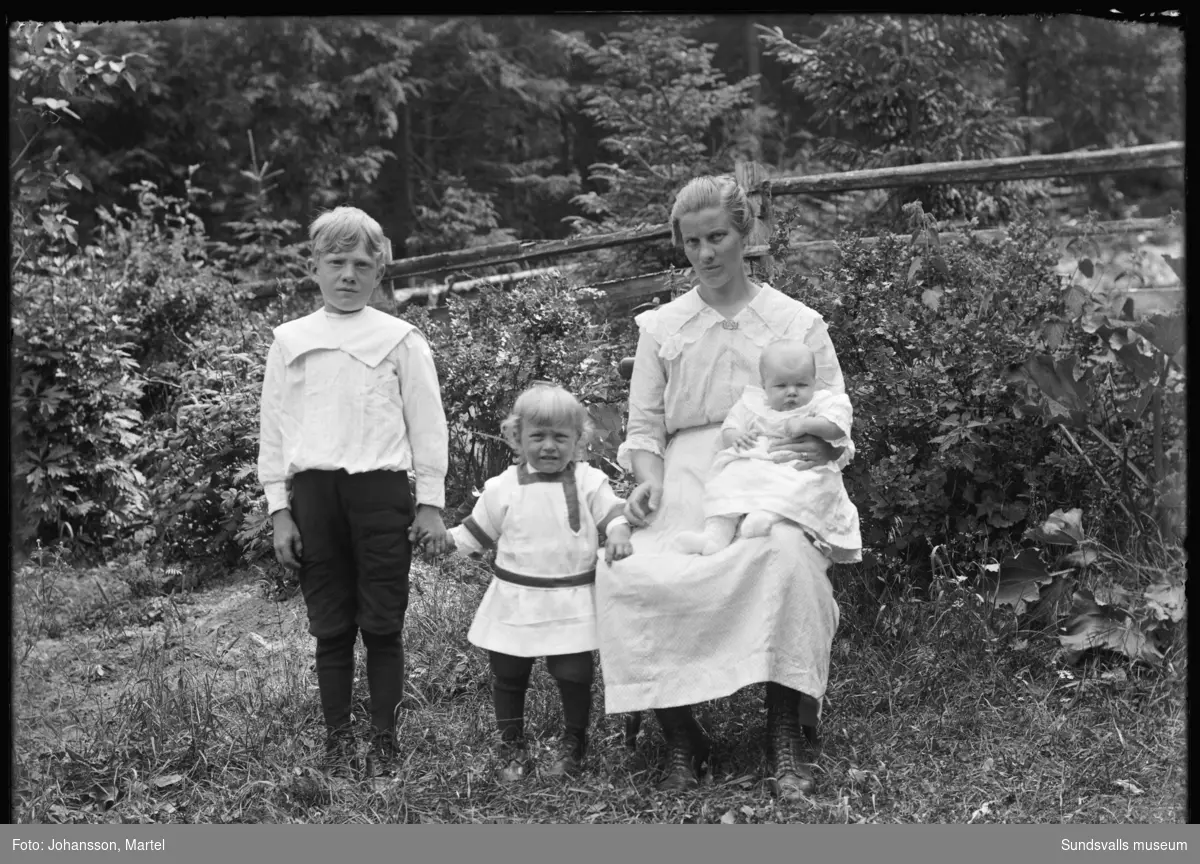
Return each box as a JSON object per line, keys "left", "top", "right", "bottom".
{"left": 618, "top": 284, "right": 851, "bottom": 472}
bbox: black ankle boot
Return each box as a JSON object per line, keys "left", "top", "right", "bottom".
{"left": 765, "top": 685, "right": 815, "bottom": 800}
{"left": 655, "top": 707, "right": 708, "bottom": 792}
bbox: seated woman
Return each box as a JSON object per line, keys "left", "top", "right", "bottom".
{"left": 596, "top": 175, "right": 851, "bottom": 799}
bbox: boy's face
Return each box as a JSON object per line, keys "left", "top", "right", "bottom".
{"left": 762, "top": 350, "right": 817, "bottom": 412}
{"left": 520, "top": 423, "right": 578, "bottom": 474}
{"left": 310, "top": 239, "right": 381, "bottom": 314}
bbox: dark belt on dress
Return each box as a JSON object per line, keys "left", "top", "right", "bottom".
{"left": 492, "top": 564, "right": 596, "bottom": 588}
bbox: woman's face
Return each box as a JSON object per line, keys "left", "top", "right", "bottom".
{"left": 678, "top": 207, "right": 744, "bottom": 293}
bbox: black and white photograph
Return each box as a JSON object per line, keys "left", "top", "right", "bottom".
{"left": 10, "top": 13, "right": 1186, "bottom": 834}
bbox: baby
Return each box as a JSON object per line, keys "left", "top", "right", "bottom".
{"left": 674, "top": 339, "right": 862, "bottom": 563}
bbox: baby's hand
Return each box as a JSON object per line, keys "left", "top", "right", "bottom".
{"left": 733, "top": 432, "right": 759, "bottom": 452}
{"left": 605, "top": 523, "right": 634, "bottom": 565}
{"left": 782, "top": 417, "right": 810, "bottom": 440}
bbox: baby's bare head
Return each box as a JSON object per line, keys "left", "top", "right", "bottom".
{"left": 759, "top": 340, "right": 818, "bottom": 411}
{"left": 759, "top": 340, "right": 816, "bottom": 382}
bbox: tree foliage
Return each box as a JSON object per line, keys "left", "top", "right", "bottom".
{"left": 556, "top": 17, "right": 761, "bottom": 233}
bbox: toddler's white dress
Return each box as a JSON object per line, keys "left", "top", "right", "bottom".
{"left": 450, "top": 461, "right": 623, "bottom": 657}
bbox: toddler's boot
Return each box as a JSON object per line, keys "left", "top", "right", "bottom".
{"left": 545, "top": 729, "right": 587, "bottom": 778}
{"left": 495, "top": 737, "right": 533, "bottom": 784}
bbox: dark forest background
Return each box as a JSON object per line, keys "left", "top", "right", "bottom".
{"left": 12, "top": 14, "right": 1184, "bottom": 276}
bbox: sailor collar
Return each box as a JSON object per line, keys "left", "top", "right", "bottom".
{"left": 273, "top": 306, "right": 415, "bottom": 368}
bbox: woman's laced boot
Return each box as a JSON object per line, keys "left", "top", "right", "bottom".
{"left": 765, "top": 687, "right": 815, "bottom": 800}
{"left": 656, "top": 708, "right": 707, "bottom": 792}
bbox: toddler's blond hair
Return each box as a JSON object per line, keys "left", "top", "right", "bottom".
{"left": 500, "top": 383, "right": 594, "bottom": 464}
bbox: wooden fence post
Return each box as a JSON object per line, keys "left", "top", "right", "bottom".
{"left": 735, "top": 160, "right": 774, "bottom": 283}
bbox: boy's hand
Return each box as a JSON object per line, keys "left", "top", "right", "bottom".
{"left": 410, "top": 505, "right": 450, "bottom": 556}
{"left": 272, "top": 509, "right": 303, "bottom": 570}
{"left": 605, "top": 523, "right": 634, "bottom": 565}
{"left": 733, "top": 432, "right": 759, "bottom": 452}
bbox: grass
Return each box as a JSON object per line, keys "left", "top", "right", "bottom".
{"left": 11, "top": 538, "right": 1187, "bottom": 825}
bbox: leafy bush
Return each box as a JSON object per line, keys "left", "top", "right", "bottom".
{"left": 11, "top": 265, "right": 149, "bottom": 549}
{"left": 780, "top": 204, "right": 1074, "bottom": 572}
{"left": 134, "top": 315, "right": 273, "bottom": 568}
{"left": 778, "top": 202, "right": 1184, "bottom": 591}
{"left": 404, "top": 277, "right": 625, "bottom": 518}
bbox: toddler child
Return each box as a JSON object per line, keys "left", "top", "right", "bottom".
{"left": 258, "top": 206, "right": 451, "bottom": 778}
{"left": 443, "top": 383, "right": 633, "bottom": 782}
{"left": 674, "top": 339, "right": 861, "bottom": 563}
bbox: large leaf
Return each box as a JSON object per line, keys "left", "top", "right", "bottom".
{"left": 1144, "top": 578, "right": 1186, "bottom": 623}
{"left": 1133, "top": 311, "right": 1184, "bottom": 358}
{"left": 1113, "top": 342, "right": 1158, "bottom": 383}
{"left": 1024, "top": 507, "right": 1083, "bottom": 545}
{"left": 1008, "top": 354, "right": 1094, "bottom": 426}
{"left": 1059, "top": 589, "right": 1162, "bottom": 665}
{"left": 983, "top": 548, "right": 1051, "bottom": 616}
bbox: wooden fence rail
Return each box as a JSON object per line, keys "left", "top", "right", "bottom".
{"left": 395, "top": 216, "right": 1177, "bottom": 313}
{"left": 239, "top": 141, "right": 1182, "bottom": 301}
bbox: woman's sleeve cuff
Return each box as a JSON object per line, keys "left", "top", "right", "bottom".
{"left": 616, "top": 436, "right": 665, "bottom": 473}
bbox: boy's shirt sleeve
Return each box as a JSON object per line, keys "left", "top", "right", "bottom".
{"left": 257, "top": 341, "right": 290, "bottom": 514}
{"left": 448, "top": 474, "right": 507, "bottom": 555}
{"left": 395, "top": 329, "right": 449, "bottom": 510}
{"left": 581, "top": 466, "right": 625, "bottom": 533}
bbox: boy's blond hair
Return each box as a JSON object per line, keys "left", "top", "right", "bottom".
{"left": 669, "top": 175, "right": 755, "bottom": 246}
{"left": 500, "top": 383, "right": 594, "bottom": 464}
{"left": 309, "top": 206, "right": 391, "bottom": 268}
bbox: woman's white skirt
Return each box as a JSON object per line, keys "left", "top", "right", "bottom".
{"left": 596, "top": 425, "right": 840, "bottom": 714}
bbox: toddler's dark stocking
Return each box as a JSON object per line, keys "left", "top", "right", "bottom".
{"left": 547, "top": 652, "right": 595, "bottom": 752}
{"left": 315, "top": 628, "right": 358, "bottom": 731}
{"left": 361, "top": 629, "right": 405, "bottom": 734}
{"left": 489, "top": 652, "right": 534, "bottom": 742}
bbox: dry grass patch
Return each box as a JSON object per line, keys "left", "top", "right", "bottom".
{"left": 12, "top": 548, "right": 1187, "bottom": 824}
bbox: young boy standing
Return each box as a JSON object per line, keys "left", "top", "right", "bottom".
{"left": 258, "top": 207, "right": 450, "bottom": 777}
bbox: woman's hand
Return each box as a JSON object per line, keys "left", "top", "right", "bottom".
{"left": 625, "top": 480, "right": 663, "bottom": 528}
{"left": 768, "top": 433, "right": 839, "bottom": 470}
